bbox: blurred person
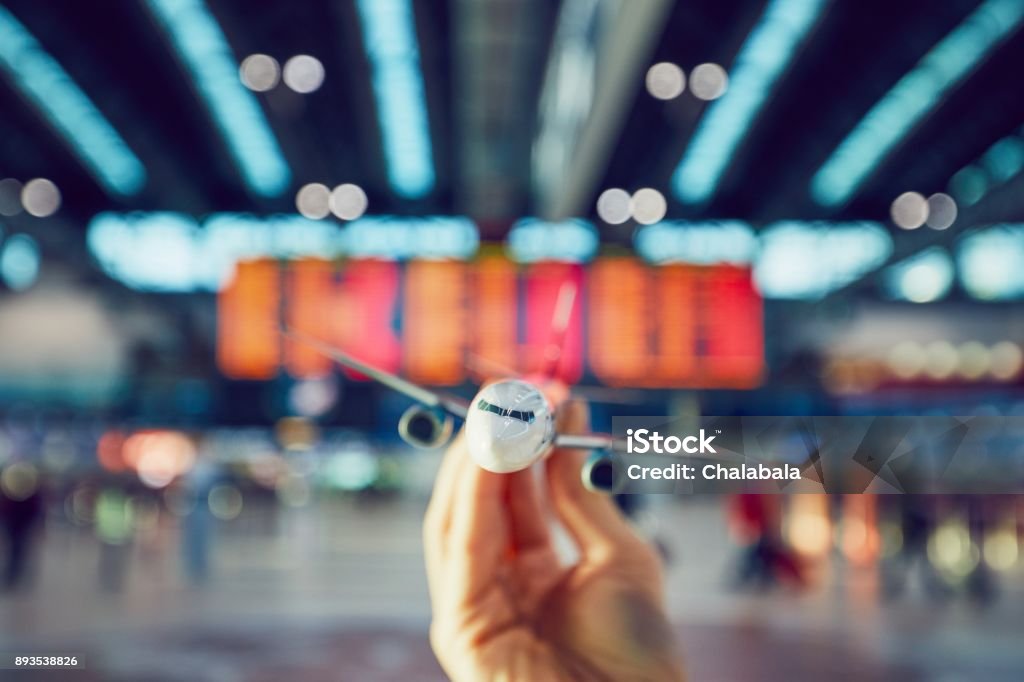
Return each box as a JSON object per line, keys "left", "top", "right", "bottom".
{"left": 879, "top": 494, "right": 949, "bottom": 601}
{"left": 0, "top": 468, "right": 44, "bottom": 591}
{"left": 727, "top": 493, "right": 806, "bottom": 591}
{"left": 965, "top": 495, "right": 998, "bottom": 606}
{"left": 424, "top": 401, "right": 686, "bottom": 681}
{"left": 180, "top": 453, "right": 220, "bottom": 586}
{"left": 95, "top": 486, "right": 134, "bottom": 592}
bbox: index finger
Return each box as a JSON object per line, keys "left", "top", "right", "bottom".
{"left": 546, "top": 401, "right": 648, "bottom": 562}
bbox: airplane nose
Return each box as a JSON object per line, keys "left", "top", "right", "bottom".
{"left": 581, "top": 451, "right": 619, "bottom": 493}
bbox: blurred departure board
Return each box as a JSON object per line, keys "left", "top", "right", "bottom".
{"left": 284, "top": 259, "right": 333, "bottom": 378}
{"left": 471, "top": 256, "right": 518, "bottom": 376}
{"left": 218, "top": 256, "right": 764, "bottom": 388}
{"left": 218, "top": 260, "right": 280, "bottom": 379}
{"left": 524, "top": 263, "right": 584, "bottom": 383}
{"left": 404, "top": 261, "right": 466, "bottom": 385}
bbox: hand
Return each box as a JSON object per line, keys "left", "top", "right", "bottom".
{"left": 424, "top": 402, "right": 685, "bottom": 681}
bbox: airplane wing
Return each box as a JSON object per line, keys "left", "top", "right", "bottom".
{"left": 282, "top": 328, "right": 470, "bottom": 419}
{"left": 554, "top": 433, "right": 619, "bottom": 450}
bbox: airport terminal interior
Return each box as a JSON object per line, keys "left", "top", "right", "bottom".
{"left": 1, "top": 0, "right": 1024, "bottom": 679}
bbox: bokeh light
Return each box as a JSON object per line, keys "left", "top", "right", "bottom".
{"left": 123, "top": 430, "right": 197, "bottom": 488}
{"left": 887, "top": 341, "right": 925, "bottom": 379}
{"left": 239, "top": 53, "right": 280, "bottom": 92}
{"left": 596, "top": 188, "right": 631, "bottom": 224}
{"left": 957, "top": 341, "right": 991, "bottom": 379}
{"left": 208, "top": 484, "right": 243, "bottom": 520}
{"left": 283, "top": 55, "right": 325, "bottom": 94}
{"left": 645, "top": 62, "right": 685, "bottom": 100}
{"left": 890, "top": 191, "right": 928, "bottom": 229}
{"left": 295, "top": 182, "right": 331, "bottom": 219}
{"left": 0, "top": 233, "right": 41, "bottom": 290}
{"left": 990, "top": 341, "right": 1023, "bottom": 380}
{"left": 21, "top": 178, "right": 61, "bottom": 217}
{"left": 925, "top": 192, "right": 957, "bottom": 230}
{"left": 1, "top": 461, "right": 39, "bottom": 501}
{"left": 630, "top": 188, "right": 667, "bottom": 225}
{"left": 984, "top": 527, "right": 1018, "bottom": 571}
{"left": 689, "top": 63, "right": 729, "bottom": 100}
{"left": 923, "top": 341, "right": 958, "bottom": 380}
{"left": 329, "top": 183, "right": 369, "bottom": 221}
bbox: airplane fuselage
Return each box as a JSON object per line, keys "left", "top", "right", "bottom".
{"left": 464, "top": 377, "right": 567, "bottom": 473}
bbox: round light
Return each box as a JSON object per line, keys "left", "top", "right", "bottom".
{"left": 990, "top": 341, "right": 1023, "bottom": 380}
{"left": 239, "top": 54, "right": 280, "bottom": 92}
{"left": 289, "top": 377, "right": 339, "bottom": 417}
{"left": 596, "top": 188, "right": 632, "bottom": 224}
{"left": 1, "top": 462, "right": 38, "bottom": 501}
{"left": 645, "top": 62, "right": 685, "bottom": 100}
{"left": 295, "top": 183, "right": 331, "bottom": 219}
{"left": 690, "top": 63, "right": 729, "bottom": 101}
{"left": 283, "top": 55, "right": 325, "bottom": 94}
{"left": 130, "top": 431, "right": 196, "bottom": 489}
{"left": 0, "top": 178, "right": 23, "bottom": 216}
{"left": 329, "top": 183, "right": 368, "bottom": 221}
{"left": 630, "top": 188, "right": 667, "bottom": 225}
{"left": 887, "top": 341, "right": 925, "bottom": 379}
{"left": 957, "top": 341, "right": 990, "bottom": 380}
{"left": 0, "top": 234, "right": 41, "bottom": 291}
{"left": 925, "top": 193, "right": 957, "bottom": 230}
{"left": 21, "top": 178, "right": 61, "bottom": 217}
{"left": 924, "top": 341, "right": 958, "bottom": 380}
{"left": 208, "top": 484, "right": 244, "bottom": 520}
{"left": 890, "top": 191, "right": 928, "bottom": 229}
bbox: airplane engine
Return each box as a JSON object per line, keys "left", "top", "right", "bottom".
{"left": 398, "top": 405, "right": 454, "bottom": 449}
{"left": 581, "top": 451, "right": 619, "bottom": 493}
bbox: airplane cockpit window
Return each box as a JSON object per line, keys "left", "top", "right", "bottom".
{"left": 475, "top": 399, "right": 536, "bottom": 424}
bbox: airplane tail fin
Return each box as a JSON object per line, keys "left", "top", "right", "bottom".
{"left": 540, "top": 280, "right": 577, "bottom": 379}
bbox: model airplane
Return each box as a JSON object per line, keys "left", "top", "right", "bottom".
{"left": 283, "top": 283, "right": 630, "bottom": 490}
{"left": 282, "top": 283, "right": 716, "bottom": 492}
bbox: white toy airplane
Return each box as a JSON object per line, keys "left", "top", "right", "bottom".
{"left": 283, "top": 283, "right": 717, "bottom": 491}
{"left": 283, "top": 282, "right": 627, "bottom": 490}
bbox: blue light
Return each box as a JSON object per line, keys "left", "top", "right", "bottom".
{"left": 882, "top": 247, "right": 954, "bottom": 303}
{"left": 959, "top": 225, "right": 1024, "bottom": 300}
{"left": 754, "top": 221, "right": 892, "bottom": 299}
{"left": 341, "top": 216, "right": 477, "bottom": 259}
{"left": 0, "top": 8, "right": 146, "bottom": 196}
{"left": 812, "top": 0, "right": 1024, "bottom": 207}
{"left": 507, "top": 219, "right": 598, "bottom": 263}
{"left": 634, "top": 221, "right": 756, "bottom": 265}
{"left": 672, "top": 0, "right": 826, "bottom": 204}
{"left": 88, "top": 212, "right": 203, "bottom": 291}
{"left": 981, "top": 136, "right": 1024, "bottom": 182}
{"left": 356, "top": 0, "right": 435, "bottom": 199}
{"left": 948, "top": 165, "right": 989, "bottom": 206}
{"left": 0, "top": 233, "right": 41, "bottom": 291}
{"left": 87, "top": 213, "right": 478, "bottom": 291}
{"left": 145, "top": 0, "right": 290, "bottom": 197}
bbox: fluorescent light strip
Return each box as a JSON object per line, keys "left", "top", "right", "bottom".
{"left": 0, "top": 7, "right": 146, "bottom": 195}
{"left": 811, "top": 0, "right": 1024, "bottom": 207}
{"left": 356, "top": 0, "right": 435, "bottom": 199}
{"left": 507, "top": 219, "right": 598, "bottom": 263}
{"left": 672, "top": 0, "right": 826, "bottom": 204}
{"left": 87, "top": 212, "right": 478, "bottom": 291}
{"left": 145, "top": 0, "right": 290, "bottom": 197}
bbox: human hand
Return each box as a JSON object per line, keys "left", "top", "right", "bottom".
{"left": 424, "top": 401, "right": 685, "bottom": 681}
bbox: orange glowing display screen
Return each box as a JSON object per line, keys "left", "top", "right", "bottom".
{"left": 216, "top": 256, "right": 764, "bottom": 388}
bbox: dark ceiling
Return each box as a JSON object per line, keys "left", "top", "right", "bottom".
{"left": 1, "top": 0, "right": 1022, "bottom": 238}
